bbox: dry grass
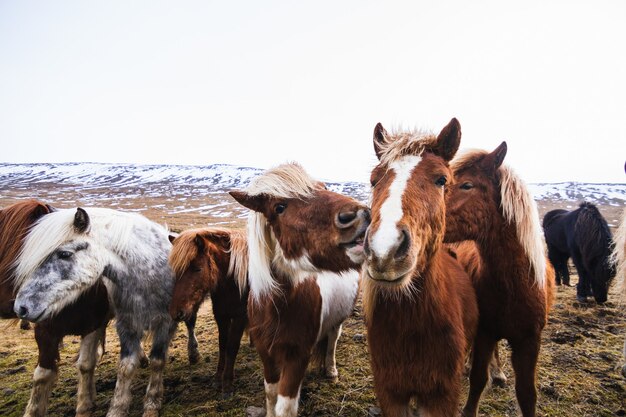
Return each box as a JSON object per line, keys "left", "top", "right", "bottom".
{"left": 0, "top": 188, "right": 625, "bottom": 417}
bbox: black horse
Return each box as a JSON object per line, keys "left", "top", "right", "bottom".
{"left": 543, "top": 202, "right": 615, "bottom": 303}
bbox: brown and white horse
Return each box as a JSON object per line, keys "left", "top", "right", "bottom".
{"left": 444, "top": 142, "right": 555, "bottom": 417}
{"left": 168, "top": 227, "right": 249, "bottom": 395}
{"left": 229, "top": 162, "right": 370, "bottom": 417}
{"left": 0, "top": 200, "right": 110, "bottom": 417}
{"left": 363, "top": 119, "right": 478, "bottom": 417}
{"left": 612, "top": 206, "right": 626, "bottom": 378}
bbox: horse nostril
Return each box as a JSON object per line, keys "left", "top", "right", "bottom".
{"left": 18, "top": 306, "right": 28, "bottom": 319}
{"left": 176, "top": 311, "right": 185, "bottom": 321}
{"left": 394, "top": 227, "right": 411, "bottom": 260}
{"left": 363, "top": 230, "right": 371, "bottom": 257}
{"left": 337, "top": 210, "right": 358, "bottom": 227}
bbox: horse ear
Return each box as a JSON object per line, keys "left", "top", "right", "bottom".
{"left": 229, "top": 190, "right": 268, "bottom": 213}
{"left": 194, "top": 234, "right": 206, "bottom": 252}
{"left": 168, "top": 234, "right": 177, "bottom": 244}
{"left": 73, "top": 207, "right": 90, "bottom": 233}
{"left": 480, "top": 141, "right": 507, "bottom": 172}
{"left": 432, "top": 118, "right": 461, "bottom": 162}
{"left": 373, "top": 123, "right": 388, "bottom": 160}
{"left": 206, "top": 230, "right": 232, "bottom": 251}
{"left": 30, "top": 203, "right": 51, "bottom": 221}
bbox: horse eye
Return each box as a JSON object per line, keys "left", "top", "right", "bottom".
{"left": 460, "top": 182, "right": 474, "bottom": 190}
{"left": 275, "top": 203, "right": 287, "bottom": 214}
{"left": 58, "top": 251, "right": 73, "bottom": 259}
{"left": 435, "top": 176, "right": 447, "bottom": 187}
{"left": 190, "top": 265, "right": 202, "bottom": 273}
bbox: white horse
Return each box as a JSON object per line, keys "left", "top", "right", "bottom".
{"left": 14, "top": 207, "right": 177, "bottom": 417}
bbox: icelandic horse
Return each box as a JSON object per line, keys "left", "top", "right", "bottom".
{"left": 13, "top": 207, "right": 180, "bottom": 417}
{"left": 229, "top": 162, "right": 370, "bottom": 417}
{"left": 444, "top": 142, "right": 555, "bottom": 417}
{"left": 610, "top": 166, "right": 626, "bottom": 377}
{"left": 362, "top": 119, "right": 478, "bottom": 417}
{"left": 1, "top": 200, "right": 110, "bottom": 417}
{"left": 168, "top": 227, "right": 249, "bottom": 395}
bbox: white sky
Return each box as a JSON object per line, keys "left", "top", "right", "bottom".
{"left": 1, "top": 1, "right": 625, "bottom": 184}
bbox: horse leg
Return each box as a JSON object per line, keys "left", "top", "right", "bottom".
{"left": 75, "top": 325, "right": 107, "bottom": 417}
{"left": 184, "top": 308, "right": 200, "bottom": 365}
{"left": 23, "top": 325, "right": 60, "bottom": 417}
{"left": 377, "top": 389, "right": 413, "bottom": 417}
{"left": 221, "top": 315, "right": 247, "bottom": 396}
{"left": 214, "top": 314, "right": 229, "bottom": 389}
{"left": 572, "top": 254, "right": 592, "bottom": 301}
{"left": 260, "top": 355, "right": 280, "bottom": 417}
{"left": 142, "top": 320, "right": 176, "bottom": 417}
{"left": 324, "top": 324, "right": 342, "bottom": 380}
{"left": 462, "top": 333, "right": 498, "bottom": 417}
{"left": 276, "top": 356, "right": 308, "bottom": 417}
{"left": 489, "top": 342, "right": 507, "bottom": 387}
{"left": 106, "top": 325, "right": 142, "bottom": 417}
{"left": 510, "top": 337, "right": 541, "bottom": 417}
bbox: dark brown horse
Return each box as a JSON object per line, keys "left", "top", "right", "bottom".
{"left": 0, "top": 200, "right": 110, "bottom": 417}
{"left": 230, "top": 162, "right": 370, "bottom": 417}
{"left": 444, "top": 142, "right": 555, "bottom": 417}
{"left": 168, "top": 227, "right": 249, "bottom": 395}
{"left": 362, "top": 119, "right": 478, "bottom": 417}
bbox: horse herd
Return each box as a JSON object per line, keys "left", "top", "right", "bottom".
{"left": 1, "top": 118, "right": 624, "bottom": 417}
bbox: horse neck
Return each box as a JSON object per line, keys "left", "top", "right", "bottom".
{"left": 475, "top": 215, "right": 534, "bottom": 284}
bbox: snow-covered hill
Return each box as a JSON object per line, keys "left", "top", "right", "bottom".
{"left": 0, "top": 162, "right": 624, "bottom": 206}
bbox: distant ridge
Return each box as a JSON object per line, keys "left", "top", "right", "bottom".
{"left": 0, "top": 162, "right": 624, "bottom": 206}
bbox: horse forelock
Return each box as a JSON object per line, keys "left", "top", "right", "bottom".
{"left": 245, "top": 162, "right": 320, "bottom": 200}
{"left": 14, "top": 207, "right": 154, "bottom": 289}
{"left": 169, "top": 230, "right": 201, "bottom": 279}
{"left": 377, "top": 128, "right": 437, "bottom": 167}
{"left": 498, "top": 165, "right": 547, "bottom": 289}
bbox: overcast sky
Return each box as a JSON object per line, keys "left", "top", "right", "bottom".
{"left": 1, "top": 1, "right": 625, "bottom": 184}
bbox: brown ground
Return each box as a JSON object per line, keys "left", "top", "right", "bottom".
{"left": 0, "top": 187, "right": 625, "bottom": 417}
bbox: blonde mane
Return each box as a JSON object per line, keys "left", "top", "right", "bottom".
{"left": 376, "top": 128, "right": 437, "bottom": 166}
{"left": 611, "top": 208, "right": 626, "bottom": 303}
{"left": 169, "top": 227, "right": 249, "bottom": 296}
{"left": 13, "top": 208, "right": 153, "bottom": 289}
{"left": 244, "top": 163, "right": 322, "bottom": 302}
{"left": 452, "top": 150, "right": 547, "bottom": 289}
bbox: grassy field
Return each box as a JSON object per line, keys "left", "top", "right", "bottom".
{"left": 0, "top": 189, "right": 625, "bottom": 417}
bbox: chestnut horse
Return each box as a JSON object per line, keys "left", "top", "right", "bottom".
{"left": 363, "top": 119, "right": 478, "bottom": 417}
{"left": 445, "top": 142, "right": 555, "bottom": 417}
{"left": 169, "top": 227, "right": 249, "bottom": 395}
{"left": 612, "top": 206, "right": 626, "bottom": 377}
{"left": 230, "top": 162, "right": 370, "bottom": 417}
{"left": 1, "top": 200, "right": 110, "bottom": 417}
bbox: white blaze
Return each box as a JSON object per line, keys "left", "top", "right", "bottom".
{"left": 370, "top": 155, "right": 421, "bottom": 258}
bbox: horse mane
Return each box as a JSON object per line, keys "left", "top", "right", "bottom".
{"left": 0, "top": 200, "right": 48, "bottom": 286}
{"left": 452, "top": 150, "right": 547, "bottom": 289}
{"left": 169, "top": 227, "right": 249, "bottom": 297}
{"left": 610, "top": 208, "right": 626, "bottom": 302}
{"left": 14, "top": 207, "right": 151, "bottom": 288}
{"left": 576, "top": 202, "right": 613, "bottom": 267}
{"left": 245, "top": 162, "right": 322, "bottom": 302}
{"left": 376, "top": 128, "right": 437, "bottom": 167}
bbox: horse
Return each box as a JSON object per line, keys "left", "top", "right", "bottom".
{"left": 611, "top": 203, "right": 626, "bottom": 378}
{"left": 1, "top": 200, "right": 111, "bottom": 417}
{"left": 168, "top": 227, "right": 249, "bottom": 395}
{"left": 444, "top": 142, "right": 555, "bottom": 417}
{"left": 13, "top": 207, "right": 179, "bottom": 417}
{"left": 543, "top": 202, "right": 615, "bottom": 303}
{"left": 362, "top": 119, "right": 479, "bottom": 417}
{"left": 229, "top": 162, "right": 370, "bottom": 417}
